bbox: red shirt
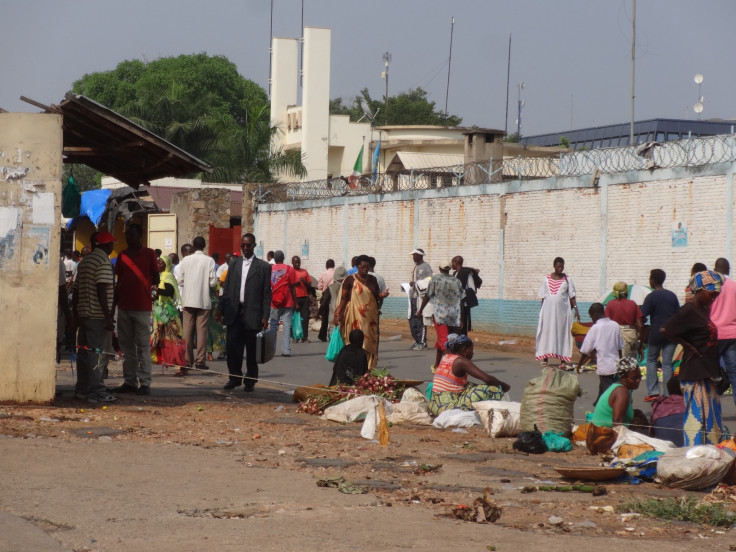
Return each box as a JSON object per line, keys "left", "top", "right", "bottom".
{"left": 271, "top": 264, "right": 298, "bottom": 308}
{"left": 115, "top": 247, "right": 159, "bottom": 311}
{"left": 293, "top": 268, "right": 311, "bottom": 298}
{"left": 604, "top": 298, "right": 643, "bottom": 327}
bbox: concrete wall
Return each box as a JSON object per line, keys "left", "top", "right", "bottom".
{"left": 0, "top": 113, "right": 63, "bottom": 403}
{"left": 301, "top": 27, "right": 331, "bottom": 181}
{"left": 171, "top": 188, "right": 231, "bottom": 253}
{"left": 255, "top": 161, "right": 736, "bottom": 336}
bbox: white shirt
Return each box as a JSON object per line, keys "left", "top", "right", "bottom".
{"left": 239, "top": 255, "right": 254, "bottom": 303}
{"left": 178, "top": 251, "right": 216, "bottom": 309}
{"left": 580, "top": 317, "right": 623, "bottom": 376}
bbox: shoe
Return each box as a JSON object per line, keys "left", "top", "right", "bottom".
{"left": 223, "top": 380, "right": 241, "bottom": 390}
{"left": 281, "top": 354, "right": 291, "bottom": 357}
{"left": 243, "top": 381, "right": 256, "bottom": 392}
{"left": 136, "top": 386, "right": 150, "bottom": 396}
{"left": 112, "top": 383, "right": 138, "bottom": 393}
{"left": 87, "top": 392, "right": 118, "bottom": 404}
{"left": 643, "top": 395, "right": 660, "bottom": 402}
{"left": 173, "top": 369, "right": 189, "bottom": 377}
{"left": 74, "top": 392, "right": 88, "bottom": 400}
{"left": 410, "top": 343, "right": 420, "bottom": 350}
{"left": 196, "top": 364, "right": 210, "bottom": 371}
{"left": 415, "top": 343, "right": 427, "bottom": 350}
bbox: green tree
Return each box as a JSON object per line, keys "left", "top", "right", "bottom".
{"left": 72, "top": 53, "right": 303, "bottom": 183}
{"left": 62, "top": 164, "right": 101, "bottom": 191}
{"left": 330, "top": 87, "right": 462, "bottom": 126}
{"left": 503, "top": 132, "right": 522, "bottom": 143}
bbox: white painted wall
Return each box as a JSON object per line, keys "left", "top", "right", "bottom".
{"left": 301, "top": 27, "right": 331, "bottom": 181}
{"left": 270, "top": 37, "right": 298, "bottom": 154}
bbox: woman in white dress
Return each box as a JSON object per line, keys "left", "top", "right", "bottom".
{"left": 535, "top": 257, "right": 580, "bottom": 369}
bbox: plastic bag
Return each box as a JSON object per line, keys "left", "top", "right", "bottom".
{"left": 473, "top": 400, "right": 521, "bottom": 438}
{"left": 611, "top": 426, "right": 676, "bottom": 454}
{"left": 520, "top": 367, "right": 581, "bottom": 437}
{"left": 512, "top": 425, "right": 547, "bottom": 454}
{"left": 657, "top": 445, "right": 735, "bottom": 490}
{"left": 387, "top": 387, "right": 432, "bottom": 425}
{"left": 291, "top": 311, "right": 304, "bottom": 340}
{"left": 432, "top": 409, "right": 481, "bottom": 428}
{"left": 325, "top": 326, "right": 344, "bottom": 362}
{"left": 541, "top": 431, "right": 572, "bottom": 452}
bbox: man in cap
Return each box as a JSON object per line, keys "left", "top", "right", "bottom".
{"left": 408, "top": 248, "right": 432, "bottom": 350}
{"left": 417, "top": 260, "right": 464, "bottom": 367}
{"left": 72, "top": 231, "right": 118, "bottom": 404}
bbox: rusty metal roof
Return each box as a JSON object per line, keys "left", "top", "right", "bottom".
{"left": 27, "top": 93, "right": 212, "bottom": 188}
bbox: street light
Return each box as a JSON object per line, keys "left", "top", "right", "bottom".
{"left": 382, "top": 52, "right": 391, "bottom": 125}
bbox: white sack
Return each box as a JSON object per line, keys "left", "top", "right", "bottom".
{"left": 473, "top": 400, "right": 521, "bottom": 438}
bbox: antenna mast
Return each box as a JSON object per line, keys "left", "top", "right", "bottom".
{"left": 444, "top": 16, "right": 455, "bottom": 120}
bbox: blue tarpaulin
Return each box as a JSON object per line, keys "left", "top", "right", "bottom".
{"left": 66, "top": 189, "right": 111, "bottom": 229}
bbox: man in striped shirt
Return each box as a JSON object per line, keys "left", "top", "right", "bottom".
{"left": 72, "top": 231, "right": 118, "bottom": 403}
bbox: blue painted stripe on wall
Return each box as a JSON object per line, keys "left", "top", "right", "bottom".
{"left": 381, "top": 297, "right": 593, "bottom": 338}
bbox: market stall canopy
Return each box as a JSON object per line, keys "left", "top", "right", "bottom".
{"left": 20, "top": 93, "right": 212, "bottom": 188}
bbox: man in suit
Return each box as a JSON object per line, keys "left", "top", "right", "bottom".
{"left": 216, "top": 233, "right": 272, "bottom": 392}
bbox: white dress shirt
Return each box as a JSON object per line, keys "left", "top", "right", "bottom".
{"left": 178, "top": 251, "right": 216, "bottom": 309}
{"left": 239, "top": 255, "right": 254, "bottom": 303}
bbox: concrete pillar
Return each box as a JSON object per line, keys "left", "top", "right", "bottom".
{"left": 0, "top": 113, "right": 63, "bottom": 403}
{"left": 301, "top": 27, "right": 331, "bottom": 180}
{"left": 270, "top": 37, "right": 299, "bottom": 151}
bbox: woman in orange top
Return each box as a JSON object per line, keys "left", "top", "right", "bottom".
{"left": 429, "top": 334, "right": 510, "bottom": 416}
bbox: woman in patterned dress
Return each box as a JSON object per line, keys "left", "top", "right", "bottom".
{"left": 535, "top": 257, "right": 580, "bottom": 369}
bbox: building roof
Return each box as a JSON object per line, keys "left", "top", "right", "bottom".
{"left": 23, "top": 93, "right": 212, "bottom": 188}
{"left": 145, "top": 185, "right": 242, "bottom": 217}
{"left": 386, "top": 152, "right": 464, "bottom": 172}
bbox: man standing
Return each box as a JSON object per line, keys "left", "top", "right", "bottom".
{"left": 640, "top": 269, "right": 680, "bottom": 400}
{"left": 291, "top": 255, "right": 312, "bottom": 343}
{"left": 408, "top": 248, "right": 432, "bottom": 350}
{"left": 267, "top": 251, "right": 275, "bottom": 265}
{"left": 417, "top": 260, "right": 464, "bottom": 367}
{"left": 451, "top": 256, "right": 482, "bottom": 335}
{"left": 578, "top": 302, "right": 623, "bottom": 403}
{"left": 604, "top": 282, "right": 643, "bottom": 359}
{"left": 318, "top": 259, "right": 335, "bottom": 292}
{"left": 178, "top": 236, "right": 216, "bottom": 375}
{"left": 113, "top": 223, "right": 159, "bottom": 395}
{"left": 269, "top": 251, "right": 298, "bottom": 356}
{"left": 711, "top": 257, "right": 736, "bottom": 400}
{"left": 72, "top": 232, "right": 118, "bottom": 404}
{"left": 217, "top": 233, "right": 272, "bottom": 391}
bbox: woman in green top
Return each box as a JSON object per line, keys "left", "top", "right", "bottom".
{"left": 591, "top": 357, "right": 641, "bottom": 427}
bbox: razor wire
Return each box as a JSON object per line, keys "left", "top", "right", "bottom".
{"left": 255, "top": 133, "right": 736, "bottom": 203}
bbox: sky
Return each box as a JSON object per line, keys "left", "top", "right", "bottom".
{"left": 3, "top": 0, "right": 734, "bottom": 136}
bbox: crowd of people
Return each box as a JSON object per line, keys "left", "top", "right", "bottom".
{"left": 538, "top": 256, "right": 736, "bottom": 450}
{"left": 62, "top": 225, "right": 736, "bottom": 452}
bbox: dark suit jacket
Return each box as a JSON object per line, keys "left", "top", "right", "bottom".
{"left": 218, "top": 256, "right": 272, "bottom": 330}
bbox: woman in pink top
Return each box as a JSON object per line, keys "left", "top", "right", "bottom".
{"left": 429, "top": 334, "right": 510, "bottom": 416}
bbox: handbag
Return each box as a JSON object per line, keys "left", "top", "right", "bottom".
{"left": 291, "top": 311, "right": 304, "bottom": 340}
{"left": 325, "top": 326, "right": 344, "bottom": 362}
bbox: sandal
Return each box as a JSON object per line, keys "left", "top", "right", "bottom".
{"left": 173, "top": 369, "right": 189, "bottom": 377}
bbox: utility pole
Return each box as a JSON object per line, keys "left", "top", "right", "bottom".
{"left": 504, "top": 34, "right": 511, "bottom": 133}
{"left": 382, "top": 52, "right": 391, "bottom": 125}
{"left": 630, "top": 0, "right": 636, "bottom": 145}
{"left": 444, "top": 16, "right": 455, "bottom": 120}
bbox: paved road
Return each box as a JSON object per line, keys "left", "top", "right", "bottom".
{"left": 56, "top": 331, "right": 736, "bottom": 427}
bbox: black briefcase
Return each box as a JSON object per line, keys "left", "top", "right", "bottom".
{"left": 256, "top": 329, "right": 276, "bottom": 364}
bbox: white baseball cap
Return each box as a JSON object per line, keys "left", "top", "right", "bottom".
{"left": 410, "top": 248, "right": 425, "bottom": 256}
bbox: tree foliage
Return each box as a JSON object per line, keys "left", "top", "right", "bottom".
{"left": 330, "top": 87, "right": 462, "bottom": 127}
{"left": 72, "top": 53, "right": 304, "bottom": 183}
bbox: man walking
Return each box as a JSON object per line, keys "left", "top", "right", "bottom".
{"left": 269, "top": 251, "right": 298, "bottom": 356}
{"left": 711, "top": 257, "right": 736, "bottom": 400}
{"left": 217, "top": 233, "right": 272, "bottom": 391}
{"left": 451, "top": 256, "right": 482, "bottom": 335}
{"left": 417, "top": 260, "right": 464, "bottom": 367}
{"left": 113, "top": 223, "right": 159, "bottom": 395}
{"left": 640, "top": 269, "right": 680, "bottom": 400}
{"left": 72, "top": 231, "right": 118, "bottom": 404}
{"left": 291, "top": 255, "right": 312, "bottom": 343}
{"left": 408, "top": 248, "right": 432, "bottom": 350}
{"left": 178, "top": 236, "right": 216, "bottom": 375}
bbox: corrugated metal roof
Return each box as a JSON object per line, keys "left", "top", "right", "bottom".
{"left": 386, "top": 151, "right": 464, "bottom": 172}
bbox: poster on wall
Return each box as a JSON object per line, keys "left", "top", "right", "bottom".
{"left": 26, "top": 225, "right": 50, "bottom": 269}
{"left": 672, "top": 223, "right": 687, "bottom": 248}
{"left": 0, "top": 206, "right": 22, "bottom": 270}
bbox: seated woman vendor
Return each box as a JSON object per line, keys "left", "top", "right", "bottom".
{"left": 430, "top": 334, "right": 510, "bottom": 416}
{"left": 591, "top": 357, "right": 644, "bottom": 427}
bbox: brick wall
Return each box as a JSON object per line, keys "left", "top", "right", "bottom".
{"left": 254, "top": 162, "right": 735, "bottom": 336}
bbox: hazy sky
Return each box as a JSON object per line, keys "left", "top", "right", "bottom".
{"left": 3, "top": 1, "right": 734, "bottom": 136}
